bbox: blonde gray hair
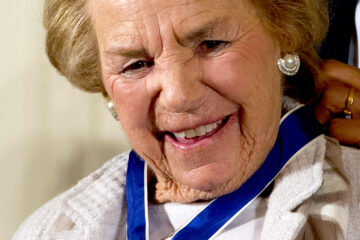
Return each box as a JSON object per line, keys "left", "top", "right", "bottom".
{"left": 44, "top": 0, "right": 103, "bottom": 94}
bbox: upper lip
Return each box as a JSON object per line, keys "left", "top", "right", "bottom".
{"left": 159, "top": 113, "right": 233, "bottom": 134}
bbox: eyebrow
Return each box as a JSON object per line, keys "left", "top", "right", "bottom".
{"left": 105, "top": 47, "right": 149, "bottom": 58}
{"left": 177, "top": 17, "right": 225, "bottom": 45}
{"left": 105, "top": 17, "right": 226, "bottom": 58}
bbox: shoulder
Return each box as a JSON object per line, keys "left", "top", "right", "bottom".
{"left": 340, "top": 144, "right": 360, "bottom": 185}
{"left": 12, "top": 151, "right": 130, "bottom": 240}
{"left": 263, "top": 136, "right": 353, "bottom": 240}
{"left": 340, "top": 145, "right": 360, "bottom": 239}
{"left": 341, "top": 145, "right": 360, "bottom": 164}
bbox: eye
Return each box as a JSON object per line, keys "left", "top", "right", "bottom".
{"left": 198, "top": 40, "right": 229, "bottom": 55}
{"left": 121, "top": 60, "right": 154, "bottom": 77}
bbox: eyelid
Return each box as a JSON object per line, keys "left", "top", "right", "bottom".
{"left": 197, "top": 40, "right": 230, "bottom": 56}
{"left": 120, "top": 59, "right": 154, "bottom": 79}
{"left": 123, "top": 58, "right": 145, "bottom": 69}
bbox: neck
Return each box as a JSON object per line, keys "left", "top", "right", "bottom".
{"left": 148, "top": 168, "right": 255, "bottom": 204}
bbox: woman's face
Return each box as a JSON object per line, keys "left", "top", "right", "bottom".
{"left": 91, "top": 0, "right": 283, "bottom": 202}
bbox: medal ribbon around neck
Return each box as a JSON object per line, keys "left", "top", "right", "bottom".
{"left": 126, "top": 105, "right": 323, "bottom": 240}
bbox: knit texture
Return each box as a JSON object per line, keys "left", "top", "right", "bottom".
{"left": 12, "top": 152, "right": 129, "bottom": 240}
{"left": 12, "top": 141, "right": 359, "bottom": 240}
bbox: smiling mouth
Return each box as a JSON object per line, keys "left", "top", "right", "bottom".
{"left": 166, "top": 115, "right": 231, "bottom": 144}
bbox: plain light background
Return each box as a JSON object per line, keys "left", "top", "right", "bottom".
{"left": 0, "top": 1, "right": 130, "bottom": 239}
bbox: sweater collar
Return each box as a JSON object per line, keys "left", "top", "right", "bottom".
{"left": 57, "top": 119, "right": 336, "bottom": 239}
{"left": 61, "top": 137, "right": 329, "bottom": 240}
{"left": 260, "top": 135, "right": 350, "bottom": 240}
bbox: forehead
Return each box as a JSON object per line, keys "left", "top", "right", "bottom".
{"left": 89, "top": 0, "right": 258, "bottom": 49}
{"left": 90, "top": 0, "right": 255, "bottom": 21}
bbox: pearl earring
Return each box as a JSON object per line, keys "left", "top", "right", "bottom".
{"left": 106, "top": 98, "right": 119, "bottom": 121}
{"left": 277, "top": 54, "right": 300, "bottom": 76}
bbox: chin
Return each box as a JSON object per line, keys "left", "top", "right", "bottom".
{"left": 162, "top": 113, "right": 255, "bottom": 196}
{"left": 174, "top": 154, "right": 249, "bottom": 199}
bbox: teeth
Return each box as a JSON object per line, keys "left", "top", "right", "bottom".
{"left": 174, "top": 131, "right": 185, "bottom": 138}
{"left": 184, "top": 129, "right": 196, "bottom": 138}
{"left": 195, "top": 126, "right": 206, "bottom": 136}
{"left": 173, "top": 119, "right": 224, "bottom": 139}
{"left": 204, "top": 124, "right": 213, "bottom": 132}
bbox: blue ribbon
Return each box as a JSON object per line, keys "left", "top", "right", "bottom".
{"left": 126, "top": 151, "right": 147, "bottom": 240}
{"left": 126, "top": 106, "right": 322, "bottom": 240}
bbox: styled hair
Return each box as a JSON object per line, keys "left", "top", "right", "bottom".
{"left": 44, "top": 0, "right": 104, "bottom": 94}
{"left": 43, "top": 0, "right": 329, "bottom": 100}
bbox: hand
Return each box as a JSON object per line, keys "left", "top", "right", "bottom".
{"left": 314, "top": 60, "right": 360, "bottom": 146}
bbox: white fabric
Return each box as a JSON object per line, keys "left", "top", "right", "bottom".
{"left": 12, "top": 135, "right": 359, "bottom": 240}
{"left": 148, "top": 198, "right": 267, "bottom": 240}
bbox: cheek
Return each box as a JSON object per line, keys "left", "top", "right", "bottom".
{"left": 202, "top": 43, "right": 282, "bottom": 148}
{"left": 110, "top": 78, "right": 153, "bottom": 135}
{"left": 203, "top": 53, "right": 281, "bottom": 104}
{"left": 110, "top": 78, "right": 168, "bottom": 166}
{"left": 201, "top": 27, "right": 282, "bottom": 103}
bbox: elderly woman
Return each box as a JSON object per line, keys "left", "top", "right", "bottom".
{"left": 13, "top": 0, "right": 359, "bottom": 239}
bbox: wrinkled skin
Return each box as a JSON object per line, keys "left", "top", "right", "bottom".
{"left": 90, "top": 0, "right": 283, "bottom": 203}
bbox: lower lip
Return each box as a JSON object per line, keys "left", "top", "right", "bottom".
{"left": 165, "top": 113, "right": 237, "bottom": 150}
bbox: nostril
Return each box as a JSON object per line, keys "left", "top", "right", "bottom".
{"left": 159, "top": 86, "right": 206, "bottom": 114}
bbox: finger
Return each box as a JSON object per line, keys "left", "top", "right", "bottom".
{"left": 322, "top": 82, "right": 350, "bottom": 113}
{"left": 313, "top": 83, "right": 357, "bottom": 124}
{"left": 347, "top": 88, "right": 360, "bottom": 119}
{"left": 320, "top": 60, "right": 360, "bottom": 90}
{"left": 328, "top": 119, "right": 360, "bottom": 146}
{"left": 314, "top": 79, "right": 360, "bottom": 119}
{"left": 314, "top": 101, "right": 331, "bottom": 125}
{"left": 326, "top": 86, "right": 360, "bottom": 118}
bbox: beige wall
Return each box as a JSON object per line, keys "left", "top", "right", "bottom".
{"left": 0, "top": 1, "right": 130, "bottom": 239}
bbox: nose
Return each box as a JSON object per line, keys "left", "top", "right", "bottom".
{"left": 155, "top": 52, "right": 206, "bottom": 114}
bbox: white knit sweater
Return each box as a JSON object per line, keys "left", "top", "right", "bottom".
{"left": 12, "top": 136, "right": 360, "bottom": 240}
